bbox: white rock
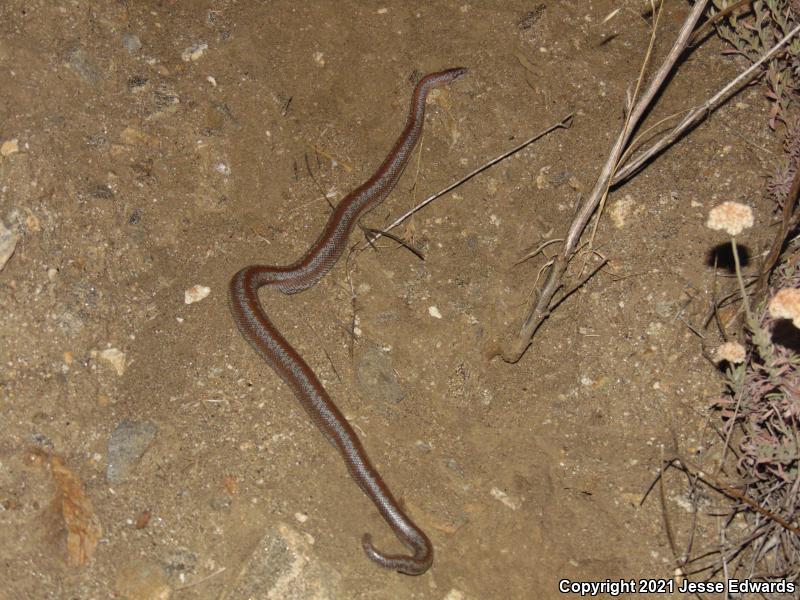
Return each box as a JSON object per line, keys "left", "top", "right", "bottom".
{"left": 184, "top": 285, "right": 211, "bottom": 304}
{"left": 1, "top": 139, "right": 19, "bottom": 157}
{"left": 490, "top": 486, "right": 521, "bottom": 510}
{"left": 99, "top": 348, "right": 127, "bottom": 376}
{"left": 181, "top": 42, "right": 208, "bottom": 62}
{"left": 0, "top": 221, "right": 18, "bottom": 270}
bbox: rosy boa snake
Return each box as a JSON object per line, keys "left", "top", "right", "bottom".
{"left": 229, "top": 68, "right": 466, "bottom": 574}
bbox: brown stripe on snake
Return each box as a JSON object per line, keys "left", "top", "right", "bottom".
{"left": 228, "top": 68, "right": 466, "bottom": 575}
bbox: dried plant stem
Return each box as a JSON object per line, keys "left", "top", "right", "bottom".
{"left": 658, "top": 449, "right": 680, "bottom": 565}
{"left": 755, "top": 162, "right": 800, "bottom": 299}
{"left": 718, "top": 383, "right": 745, "bottom": 474}
{"left": 501, "top": 0, "right": 709, "bottom": 363}
{"left": 688, "top": 0, "right": 755, "bottom": 47}
{"left": 613, "top": 21, "right": 800, "bottom": 186}
{"left": 363, "top": 114, "right": 573, "bottom": 247}
{"left": 550, "top": 256, "right": 608, "bottom": 312}
{"left": 677, "top": 455, "right": 800, "bottom": 536}
{"left": 175, "top": 567, "right": 227, "bottom": 591}
{"left": 730, "top": 236, "right": 752, "bottom": 322}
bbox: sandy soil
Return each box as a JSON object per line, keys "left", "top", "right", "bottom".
{"left": 0, "top": 1, "right": 781, "bottom": 598}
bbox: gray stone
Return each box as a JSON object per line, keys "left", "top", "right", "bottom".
{"left": 107, "top": 420, "right": 157, "bottom": 483}
{"left": 122, "top": 33, "right": 142, "bottom": 54}
{"left": 355, "top": 347, "right": 405, "bottom": 404}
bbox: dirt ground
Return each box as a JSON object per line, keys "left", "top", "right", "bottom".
{"left": 0, "top": 1, "right": 784, "bottom": 598}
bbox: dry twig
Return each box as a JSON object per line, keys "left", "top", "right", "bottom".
{"left": 500, "top": 1, "right": 709, "bottom": 363}
{"left": 676, "top": 455, "right": 800, "bottom": 536}
{"left": 362, "top": 114, "right": 573, "bottom": 247}
{"left": 755, "top": 160, "right": 800, "bottom": 299}
{"left": 688, "top": 0, "right": 755, "bottom": 47}
{"left": 613, "top": 21, "right": 800, "bottom": 186}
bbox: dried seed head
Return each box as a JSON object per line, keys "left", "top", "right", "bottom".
{"left": 769, "top": 288, "right": 800, "bottom": 328}
{"left": 714, "top": 341, "right": 746, "bottom": 364}
{"left": 706, "top": 201, "right": 754, "bottom": 236}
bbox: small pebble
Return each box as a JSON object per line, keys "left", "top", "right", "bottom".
{"left": 115, "top": 559, "right": 170, "bottom": 600}
{"left": 99, "top": 348, "right": 127, "bottom": 376}
{"left": 610, "top": 194, "right": 636, "bottom": 228}
{"left": 1, "top": 139, "right": 19, "bottom": 157}
{"left": 227, "top": 524, "right": 340, "bottom": 597}
{"left": 107, "top": 421, "right": 157, "bottom": 483}
{"left": 184, "top": 284, "right": 211, "bottom": 304}
{"left": 428, "top": 306, "right": 442, "bottom": 319}
{"left": 65, "top": 47, "right": 101, "bottom": 84}
{"left": 0, "top": 220, "right": 18, "bottom": 271}
{"left": 181, "top": 42, "right": 208, "bottom": 62}
{"left": 490, "top": 487, "right": 522, "bottom": 510}
{"left": 122, "top": 33, "right": 142, "bottom": 54}
{"left": 536, "top": 171, "right": 549, "bottom": 189}
{"left": 415, "top": 440, "right": 432, "bottom": 453}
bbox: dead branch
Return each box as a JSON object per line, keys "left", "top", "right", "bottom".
{"left": 501, "top": 1, "right": 710, "bottom": 363}
{"left": 364, "top": 114, "right": 573, "bottom": 247}
{"left": 613, "top": 21, "right": 800, "bottom": 186}
{"left": 755, "top": 153, "right": 800, "bottom": 300}
{"left": 675, "top": 455, "right": 800, "bottom": 536}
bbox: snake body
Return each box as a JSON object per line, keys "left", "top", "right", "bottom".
{"left": 228, "top": 68, "right": 466, "bottom": 575}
